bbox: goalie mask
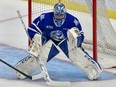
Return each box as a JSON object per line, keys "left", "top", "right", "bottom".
{"left": 53, "top": 3, "right": 66, "bottom": 27}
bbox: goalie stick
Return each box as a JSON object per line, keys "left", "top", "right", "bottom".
{"left": 17, "top": 10, "right": 70, "bottom": 86}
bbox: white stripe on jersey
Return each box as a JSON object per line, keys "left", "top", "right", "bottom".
{"left": 32, "top": 23, "right": 42, "bottom": 34}
{"left": 28, "top": 27, "right": 39, "bottom": 33}
{"left": 36, "top": 20, "right": 40, "bottom": 26}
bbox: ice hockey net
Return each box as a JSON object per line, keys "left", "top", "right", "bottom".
{"left": 28, "top": 0, "right": 116, "bottom": 68}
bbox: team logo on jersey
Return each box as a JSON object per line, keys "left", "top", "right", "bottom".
{"left": 46, "top": 25, "right": 53, "bottom": 29}
{"left": 50, "top": 30, "right": 65, "bottom": 41}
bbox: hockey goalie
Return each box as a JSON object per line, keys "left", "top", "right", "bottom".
{"left": 15, "top": 3, "right": 102, "bottom": 81}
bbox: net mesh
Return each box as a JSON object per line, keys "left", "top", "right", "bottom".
{"left": 29, "top": 0, "right": 116, "bottom": 68}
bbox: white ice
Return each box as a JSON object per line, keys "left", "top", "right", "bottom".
{"left": 0, "top": 0, "right": 116, "bottom": 87}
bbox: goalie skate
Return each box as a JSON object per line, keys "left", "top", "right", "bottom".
{"left": 67, "top": 28, "right": 103, "bottom": 80}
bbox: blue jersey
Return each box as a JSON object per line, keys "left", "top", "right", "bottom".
{"left": 28, "top": 12, "right": 84, "bottom": 45}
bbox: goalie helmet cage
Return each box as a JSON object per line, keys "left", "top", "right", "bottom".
{"left": 28, "top": 0, "right": 116, "bottom": 68}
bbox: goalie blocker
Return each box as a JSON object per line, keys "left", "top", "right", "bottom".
{"left": 15, "top": 27, "right": 102, "bottom": 80}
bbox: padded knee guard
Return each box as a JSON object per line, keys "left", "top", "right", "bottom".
{"left": 28, "top": 34, "right": 59, "bottom": 63}
{"left": 28, "top": 34, "right": 42, "bottom": 57}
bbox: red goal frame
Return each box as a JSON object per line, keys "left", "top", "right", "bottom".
{"left": 28, "top": 0, "right": 97, "bottom": 61}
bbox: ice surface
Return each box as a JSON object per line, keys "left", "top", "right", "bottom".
{"left": 0, "top": 0, "right": 116, "bottom": 87}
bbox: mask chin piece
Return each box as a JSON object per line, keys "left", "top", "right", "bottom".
{"left": 54, "top": 18, "right": 65, "bottom": 27}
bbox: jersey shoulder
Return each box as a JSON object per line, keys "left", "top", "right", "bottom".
{"left": 35, "top": 12, "right": 53, "bottom": 19}
{"left": 42, "top": 12, "right": 54, "bottom": 19}
{"left": 66, "top": 13, "right": 80, "bottom": 26}
{"left": 33, "top": 12, "right": 53, "bottom": 23}
{"left": 66, "top": 13, "right": 78, "bottom": 20}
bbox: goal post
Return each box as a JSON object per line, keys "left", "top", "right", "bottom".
{"left": 93, "top": 0, "right": 97, "bottom": 61}
{"left": 28, "top": 0, "right": 32, "bottom": 26}
{"left": 28, "top": 0, "right": 116, "bottom": 68}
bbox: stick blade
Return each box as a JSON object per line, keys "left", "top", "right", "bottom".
{"left": 46, "top": 80, "right": 70, "bottom": 86}
{"left": 32, "top": 72, "right": 46, "bottom": 80}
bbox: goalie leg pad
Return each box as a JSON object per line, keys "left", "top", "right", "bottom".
{"left": 37, "top": 40, "right": 60, "bottom": 63}
{"left": 15, "top": 55, "right": 40, "bottom": 79}
{"left": 15, "top": 40, "right": 60, "bottom": 79}
{"left": 67, "top": 28, "right": 103, "bottom": 80}
{"left": 28, "top": 34, "right": 43, "bottom": 57}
